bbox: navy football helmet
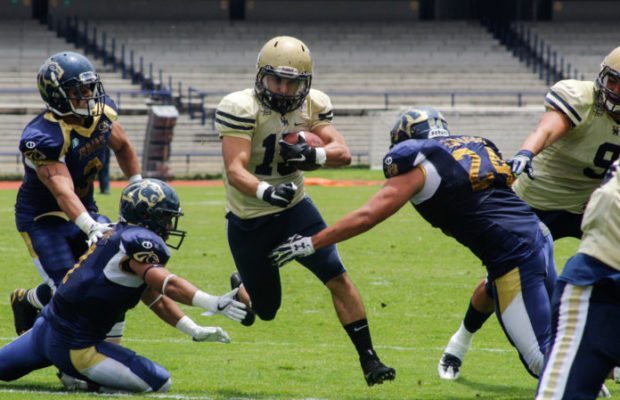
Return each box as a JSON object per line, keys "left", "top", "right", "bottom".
{"left": 37, "top": 51, "right": 105, "bottom": 117}
{"left": 390, "top": 106, "right": 450, "bottom": 147}
{"left": 255, "top": 36, "right": 312, "bottom": 115}
{"left": 119, "top": 179, "right": 186, "bottom": 249}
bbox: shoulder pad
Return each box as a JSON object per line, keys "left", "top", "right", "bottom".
{"left": 20, "top": 124, "right": 63, "bottom": 165}
{"left": 215, "top": 90, "right": 257, "bottom": 137}
{"left": 102, "top": 96, "right": 119, "bottom": 122}
{"left": 383, "top": 140, "right": 430, "bottom": 178}
{"left": 545, "top": 80, "right": 594, "bottom": 127}
{"left": 121, "top": 227, "right": 171, "bottom": 265}
{"left": 307, "top": 89, "right": 333, "bottom": 129}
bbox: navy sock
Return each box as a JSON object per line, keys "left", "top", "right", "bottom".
{"left": 463, "top": 301, "right": 493, "bottom": 333}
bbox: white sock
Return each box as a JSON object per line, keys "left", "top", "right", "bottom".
{"left": 444, "top": 322, "right": 473, "bottom": 360}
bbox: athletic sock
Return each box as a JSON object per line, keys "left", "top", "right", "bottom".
{"left": 463, "top": 300, "right": 493, "bottom": 333}
{"left": 344, "top": 318, "right": 374, "bottom": 359}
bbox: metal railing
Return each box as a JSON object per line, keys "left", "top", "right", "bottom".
{"left": 187, "top": 86, "right": 545, "bottom": 125}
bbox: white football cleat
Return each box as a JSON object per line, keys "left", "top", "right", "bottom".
{"left": 613, "top": 366, "right": 620, "bottom": 384}
{"left": 437, "top": 353, "right": 462, "bottom": 381}
{"left": 57, "top": 371, "right": 92, "bottom": 391}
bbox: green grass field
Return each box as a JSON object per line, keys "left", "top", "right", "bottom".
{"left": 0, "top": 169, "right": 586, "bottom": 400}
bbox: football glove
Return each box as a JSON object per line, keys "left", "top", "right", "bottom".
{"left": 268, "top": 234, "right": 315, "bottom": 268}
{"left": 194, "top": 288, "right": 248, "bottom": 323}
{"left": 175, "top": 316, "right": 231, "bottom": 343}
{"left": 75, "top": 212, "right": 113, "bottom": 246}
{"left": 257, "top": 182, "right": 298, "bottom": 208}
{"left": 507, "top": 150, "right": 535, "bottom": 179}
{"left": 279, "top": 134, "right": 317, "bottom": 164}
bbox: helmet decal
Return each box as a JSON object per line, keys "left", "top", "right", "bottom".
{"left": 119, "top": 178, "right": 186, "bottom": 249}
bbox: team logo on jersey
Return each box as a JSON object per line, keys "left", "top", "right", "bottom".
{"left": 25, "top": 141, "right": 36, "bottom": 149}
{"left": 383, "top": 156, "right": 399, "bottom": 177}
{"left": 72, "top": 138, "right": 80, "bottom": 149}
{"left": 98, "top": 121, "right": 110, "bottom": 133}
{"left": 141, "top": 240, "right": 153, "bottom": 249}
{"left": 133, "top": 251, "right": 160, "bottom": 264}
{"left": 24, "top": 149, "right": 47, "bottom": 162}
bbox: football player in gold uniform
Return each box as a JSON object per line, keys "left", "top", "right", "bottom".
{"left": 215, "top": 36, "right": 395, "bottom": 386}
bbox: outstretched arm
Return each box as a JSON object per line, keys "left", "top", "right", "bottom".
{"left": 269, "top": 166, "right": 425, "bottom": 267}
{"left": 312, "top": 166, "right": 424, "bottom": 249}
{"left": 130, "top": 260, "right": 247, "bottom": 324}
{"left": 142, "top": 287, "right": 230, "bottom": 343}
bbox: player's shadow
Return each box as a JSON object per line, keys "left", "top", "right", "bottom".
{"left": 447, "top": 376, "right": 535, "bottom": 399}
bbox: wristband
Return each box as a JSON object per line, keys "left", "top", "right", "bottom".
{"left": 192, "top": 290, "right": 218, "bottom": 312}
{"left": 175, "top": 315, "right": 199, "bottom": 337}
{"left": 74, "top": 211, "right": 96, "bottom": 234}
{"left": 128, "top": 174, "right": 143, "bottom": 183}
{"left": 315, "top": 147, "right": 327, "bottom": 165}
{"left": 256, "top": 181, "right": 271, "bottom": 200}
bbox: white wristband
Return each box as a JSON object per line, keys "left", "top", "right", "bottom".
{"left": 192, "top": 290, "right": 218, "bottom": 312}
{"left": 74, "top": 211, "right": 96, "bottom": 234}
{"left": 256, "top": 181, "right": 271, "bottom": 200}
{"left": 128, "top": 174, "right": 143, "bottom": 183}
{"left": 315, "top": 147, "right": 327, "bottom": 165}
{"left": 175, "top": 315, "right": 199, "bottom": 337}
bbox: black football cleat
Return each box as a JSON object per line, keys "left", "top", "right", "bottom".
{"left": 10, "top": 288, "right": 39, "bottom": 336}
{"left": 361, "top": 355, "right": 396, "bottom": 386}
{"left": 230, "top": 272, "right": 256, "bottom": 326}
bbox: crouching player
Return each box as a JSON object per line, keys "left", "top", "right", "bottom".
{"left": 536, "top": 160, "right": 620, "bottom": 399}
{"left": 0, "top": 179, "right": 247, "bottom": 393}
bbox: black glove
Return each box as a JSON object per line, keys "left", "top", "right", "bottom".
{"left": 279, "top": 135, "right": 317, "bottom": 165}
{"left": 260, "top": 182, "right": 298, "bottom": 207}
{"left": 506, "top": 150, "right": 535, "bottom": 179}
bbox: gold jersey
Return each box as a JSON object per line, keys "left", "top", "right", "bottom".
{"left": 578, "top": 160, "right": 620, "bottom": 270}
{"left": 215, "top": 88, "right": 333, "bottom": 219}
{"left": 514, "top": 80, "right": 620, "bottom": 214}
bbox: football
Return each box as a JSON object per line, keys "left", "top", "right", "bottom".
{"left": 282, "top": 131, "right": 324, "bottom": 148}
{"left": 281, "top": 131, "right": 325, "bottom": 171}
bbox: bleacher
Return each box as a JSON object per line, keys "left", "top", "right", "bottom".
{"left": 88, "top": 20, "right": 549, "bottom": 108}
{"left": 0, "top": 18, "right": 616, "bottom": 176}
{"left": 522, "top": 21, "right": 618, "bottom": 80}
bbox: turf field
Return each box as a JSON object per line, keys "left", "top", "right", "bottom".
{"left": 0, "top": 168, "right": 587, "bottom": 400}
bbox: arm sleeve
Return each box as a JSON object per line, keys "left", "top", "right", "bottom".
{"left": 121, "top": 228, "right": 171, "bottom": 265}
{"left": 308, "top": 89, "right": 334, "bottom": 130}
{"left": 19, "top": 127, "right": 64, "bottom": 167}
{"left": 544, "top": 80, "right": 591, "bottom": 128}
{"left": 215, "top": 92, "right": 256, "bottom": 140}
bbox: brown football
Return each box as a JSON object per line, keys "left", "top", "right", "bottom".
{"left": 282, "top": 131, "right": 324, "bottom": 147}
{"left": 281, "top": 131, "right": 325, "bottom": 171}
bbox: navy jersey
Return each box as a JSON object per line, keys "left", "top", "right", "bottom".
{"left": 383, "top": 136, "right": 545, "bottom": 279}
{"left": 15, "top": 96, "right": 118, "bottom": 229}
{"left": 41, "top": 223, "right": 170, "bottom": 347}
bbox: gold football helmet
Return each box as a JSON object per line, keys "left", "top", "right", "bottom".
{"left": 596, "top": 46, "right": 620, "bottom": 119}
{"left": 255, "top": 36, "right": 312, "bottom": 114}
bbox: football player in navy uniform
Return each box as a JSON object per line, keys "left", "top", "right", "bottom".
{"left": 536, "top": 160, "right": 620, "bottom": 399}
{"left": 11, "top": 51, "right": 142, "bottom": 339}
{"left": 215, "top": 36, "right": 395, "bottom": 386}
{"left": 270, "top": 107, "right": 557, "bottom": 380}
{"left": 440, "top": 46, "right": 620, "bottom": 384}
{"left": 0, "top": 179, "right": 247, "bottom": 393}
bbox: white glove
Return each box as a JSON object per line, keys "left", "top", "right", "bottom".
{"left": 193, "top": 288, "right": 248, "bottom": 323}
{"left": 75, "top": 212, "right": 113, "bottom": 246}
{"left": 268, "top": 234, "right": 315, "bottom": 268}
{"left": 175, "top": 316, "right": 230, "bottom": 343}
